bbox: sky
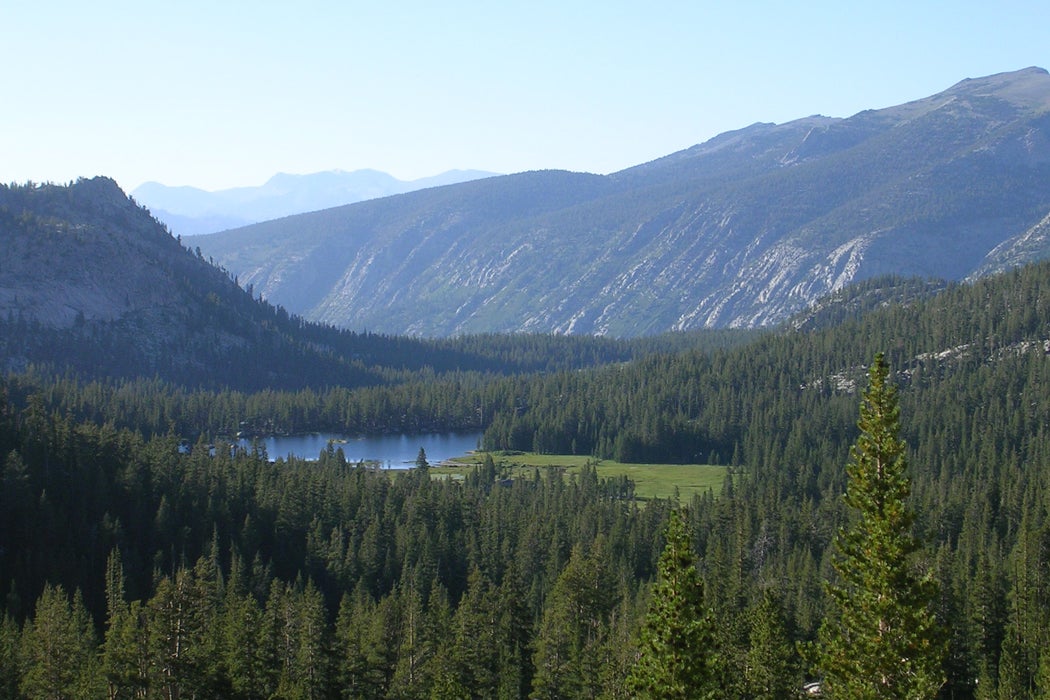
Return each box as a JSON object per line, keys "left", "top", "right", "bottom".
{"left": 2, "top": 1, "right": 1048, "bottom": 193}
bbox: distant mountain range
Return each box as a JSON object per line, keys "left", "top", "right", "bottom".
{"left": 192, "top": 67, "right": 1050, "bottom": 336}
{"left": 132, "top": 169, "right": 499, "bottom": 236}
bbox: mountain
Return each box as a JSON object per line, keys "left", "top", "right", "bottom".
{"left": 9, "top": 192, "right": 1050, "bottom": 697}
{"left": 133, "top": 169, "right": 499, "bottom": 236}
{"left": 0, "top": 177, "right": 369, "bottom": 388}
{"left": 0, "top": 178, "right": 535, "bottom": 389}
{"left": 1, "top": 177, "right": 211, "bottom": 330}
{"left": 195, "top": 67, "right": 1050, "bottom": 336}
{"left": 1, "top": 177, "right": 675, "bottom": 389}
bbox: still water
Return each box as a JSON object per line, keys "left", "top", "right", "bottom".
{"left": 237, "top": 431, "right": 483, "bottom": 467}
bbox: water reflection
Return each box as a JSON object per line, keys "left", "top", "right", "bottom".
{"left": 237, "top": 432, "right": 483, "bottom": 467}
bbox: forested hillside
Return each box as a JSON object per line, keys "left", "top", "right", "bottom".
{"left": 4, "top": 258, "right": 1050, "bottom": 696}
{"left": 4, "top": 178, "right": 745, "bottom": 391}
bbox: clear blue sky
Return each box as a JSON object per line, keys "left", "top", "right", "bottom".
{"left": 2, "top": 1, "right": 1047, "bottom": 192}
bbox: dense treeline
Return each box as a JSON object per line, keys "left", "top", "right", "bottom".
{"left": 473, "top": 261, "right": 1050, "bottom": 696}
{"left": 0, "top": 383, "right": 678, "bottom": 698}
{"left": 2, "top": 371, "right": 491, "bottom": 440}
{"left": 0, "top": 308, "right": 667, "bottom": 394}
{"left": 480, "top": 261, "right": 1050, "bottom": 463}
{"left": 1, "top": 325, "right": 758, "bottom": 444}
{"left": 0, "top": 318, "right": 756, "bottom": 431}
{"left": 6, "top": 260, "right": 1050, "bottom": 696}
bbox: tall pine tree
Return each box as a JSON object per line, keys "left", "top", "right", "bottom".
{"left": 816, "top": 353, "right": 945, "bottom": 699}
{"left": 627, "top": 509, "right": 717, "bottom": 699}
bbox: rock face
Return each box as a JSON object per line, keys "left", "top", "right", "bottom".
{"left": 0, "top": 177, "right": 355, "bottom": 388}
{"left": 194, "top": 68, "right": 1050, "bottom": 336}
{"left": 0, "top": 177, "right": 199, "bottom": 328}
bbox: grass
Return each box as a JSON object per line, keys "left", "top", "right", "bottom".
{"left": 434, "top": 451, "right": 727, "bottom": 502}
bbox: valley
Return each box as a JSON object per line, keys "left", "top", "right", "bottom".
{"left": 4, "top": 68, "right": 1050, "bottom": 697}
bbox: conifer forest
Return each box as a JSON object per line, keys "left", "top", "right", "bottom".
{"left": 6, "top": 260, "right": 1050, "bottom": 698}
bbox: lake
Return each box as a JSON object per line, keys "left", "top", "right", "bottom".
{"left": 237, "top": 431, "right": 483, "bottom": 467}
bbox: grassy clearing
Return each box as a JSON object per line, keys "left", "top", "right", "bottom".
{"left": 434, "top": 451, "right": 727, "bottom": 502}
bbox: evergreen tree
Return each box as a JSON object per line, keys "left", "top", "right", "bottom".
{"left": 744, "top": 591, "right": 800, "bottom": 699}
{"left": 595, "top": 595, "right": 640, "bottom": 700}
{"left": 448, "top": 568, "right": 499, "bottom": 697}
{"left": 146, "top": 568, "right": 212, "bottom": 699}
{"left": 222, "top": 589, "right": 271, "bottom": 699}
{"left": 816, "top": 353, "right": 945, "bottom": 699}
{"left": 0, "top": 613, "right": 22, "bottom": 700}
{"left": 420, "top": 580, "right": 456, "bottom": 699}
{"left": 627, "top": 509, "right": 717, "bottom": 699}
{"left": 20, "top": 584, "right": 104, "bottom": 700}
{"left": 970, "top": 548, "right": 1007, "bottom": 695}
{"left": 335, "top": 585, "right": 385, "bottom": 699}
{"left": 269, "top": 580, "right": 331, "bottom": 700}
{"left": 530, "top": 541, "right": 617, "bottom": 698}
{"left": 388, "top": 582, "right": 429, "bottom": 700}
{"left": 1035, "top": 648, "right": 1050, "bottom": 700}
{"left": 102, "top": 550, "right": 150, "bottom": 699}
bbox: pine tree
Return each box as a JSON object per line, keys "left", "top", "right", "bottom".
{"left": 335, "top": 584, "right": 386, "bottom": 699}
{"left": 816, "top": 353, "right": 945, "bottom": 699}
{"left": 147, "top": 568, "right": 214, "bottom": 699}
{"left": 222, "top": 589, "right": 271, "bottom": 699}
{"left": 744, "top": 591, "right": 800, "bottom": 699}
{"left": 0, "top": 613, "right": 20, "bottom": 699}
{"left": 530, "top": 541, "right": 617, "bottom": 698}
{"left": 627, "top": 509, "right": 717, "bottom": 699}
{"left": 448, "top": 568, "right": 503, "bottom": 697}
{"left": 102, "top": 550, "right": 150, "bottom": 699}
{"left": 267, "top": 579, "right": 332, "bottom": 700}
{"left": 388, "top": 582, "right": 428, "bottom": 700}
{"left": 20, "top": 584, "right": 104, "bottom": 700}
{"left": 1035, "top": 648, "right": 1050, "bottom": 700}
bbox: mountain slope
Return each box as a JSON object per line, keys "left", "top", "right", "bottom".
{"left": 1, "top": 178, "right": 675, "bottom": 389}
{"left": 0, "top": 178, "right": 373, "bottom": 388}
{"left": 1, "top": 177, "right": 217, "bottom": 329}
{"left": 133, "top": 168, "right": 499, "bottom": 236}
{"left": 196, "top": 67, "right": 1050, "bottom": 336}
{"left": 1, "top": 178, "right": 570, "bottom": 389}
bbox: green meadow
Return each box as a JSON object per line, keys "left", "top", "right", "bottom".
{"left": 435, "top": 451, "right": 727, "bottom": 502}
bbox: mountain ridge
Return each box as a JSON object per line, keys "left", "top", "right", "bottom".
{"left": 0, "top": 177, "right": 666, "bottom": 388}
{"left": 194, "top": 67, "right": 1050, "bottom": 336}
{"left": 0, "top": 177, "right": 459, "bottom": 388}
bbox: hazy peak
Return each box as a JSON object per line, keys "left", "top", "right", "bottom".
{"left": 132, "top": 168, "right": 499, "bottom": 235}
